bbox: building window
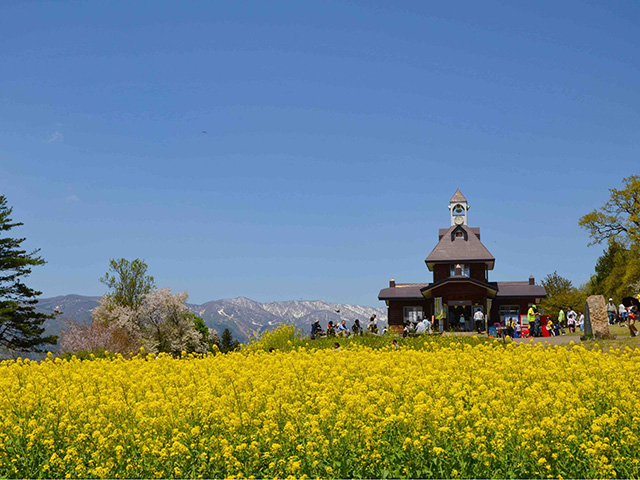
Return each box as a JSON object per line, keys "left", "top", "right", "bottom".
{"left": 450, "top": 263, "right": 470, "bottom": 277}
{"left": 498, "top": 305, "right": 520, "bottom": 323}
{"left": 403, "top": 306, "right": 424, "bottom": 323}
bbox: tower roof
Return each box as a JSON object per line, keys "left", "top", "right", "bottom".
{"left": 450, "top": 189, "right": 467, "bottom": 203}
{"left": 425, "top": 225, "right": 495, "bottom": 270}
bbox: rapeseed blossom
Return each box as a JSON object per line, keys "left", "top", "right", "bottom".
{"left": 0, "top": 340, "right": 639, "bottom": 478}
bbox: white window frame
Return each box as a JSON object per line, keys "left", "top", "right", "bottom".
{"left": 403, "top": 306, "right": 424, "bottom": 323}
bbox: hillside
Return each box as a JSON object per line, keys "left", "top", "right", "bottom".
{"left": 36, "top": 295, "right": 388, "bottom": 343}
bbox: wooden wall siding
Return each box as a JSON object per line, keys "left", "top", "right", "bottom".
{"left": 433, "top": 264, "right": 449, "bottom": 282}
{"left": 470, "top": 263, "right": 486, "bottom": 281}
{"left": 388, "top": 300, "right": 433, "bottom": 325}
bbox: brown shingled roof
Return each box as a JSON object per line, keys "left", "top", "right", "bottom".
{"left": 450, "top": 189, "right": 467, "bottom": 203}
{"left": 425, "top": 225, "right": 495, "bottom": 270}
{"left": 496, "top": 281, "right": 546, "bottom": 298}
{"left": 378, "top": 283, "right": 429, "bottom": 300}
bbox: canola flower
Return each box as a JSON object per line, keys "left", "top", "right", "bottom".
{"left": 1, "top": 337, "right": 640, "bottom": 478}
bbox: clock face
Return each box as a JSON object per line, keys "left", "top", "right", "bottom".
{"left": 455, "top": 216, "right": 464, "bottom": 225}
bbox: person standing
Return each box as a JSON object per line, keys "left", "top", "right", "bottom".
{"left": 527, "top": 305, "right": 537, "bottom": 337}
{"left": 459, "top": 313, "right": 466, "bottom": 332}
{"left": 558, "top": 308, "right": 566, "bottom": 329}
{"left": 566, "top": 307, "right": 577, "bottom": 333}
{"left": 606, "top": 298, "right": 617, "bottom": 325}
{"left": 578, "top": 312, "right": 585, "bottom": 332}
{"left": 556, "top": 309, "right": 566, "bottom": 335}
{"left": 628, "top": 304, "right": 638, "bottom": 337}
{"left": 619, "top": 302, "right": 628, "bottom": 327}
{"left": 474, "top": 309, "right": 484, "bottom": 334}
{"left": 506, "top": 317, "right": 515, "bottom": 338}
{"left": 567, "top": 311, "right": 576, "bottom": 333}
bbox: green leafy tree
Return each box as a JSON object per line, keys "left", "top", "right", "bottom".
{"left": 588, "top": 241, "right": 640, "bottom": 301}
{"left": 100, "top": 258, "right": 155, "bottom": 309}
{"left": 580, "top": 176, "right": 640, "bottom": 300}
{"left": 541, "top": 271, "right": 574, "bottom": 297}
{"left": 0, "top": 195, "right": 57, "bottom": 351}
{"left": 187, "top": 312, "right": 215, "bottom": 352}
{"left": 579, "top": 175, "right": 640, "bottom": 246}
{"left": 539, "top": 271, "right": 588, "bottom": 321}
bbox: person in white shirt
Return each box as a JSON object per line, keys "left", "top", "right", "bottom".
{"left": 566, "top": 307, "right": 577, "bottom": 331}
{"left": 473, "top": 309, "right": 484, "bottom": 333}
{"left": 606, "top": 298, "right": 617, "bottom": 325}
{"left": 415, "top": 320, "right": 427, "bottom": 335}
{"left": 619, "top": 303, "right": 628, "bottom": 326}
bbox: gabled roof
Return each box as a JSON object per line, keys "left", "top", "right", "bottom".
{"left": 420, "top": 277, "right": 498, "bottom": 299}
{"left": 378, "top": 283, "right": 429, "bottom": 301}
{"left": 450, "top": 189, "right": 467, "bottom": 203}
{"left": 425, "top": 225, "right": 495, "bottom": 270}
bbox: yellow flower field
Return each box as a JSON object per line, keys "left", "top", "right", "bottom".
{"left": 1, "top": 339, "right": 640, "bottom": 479}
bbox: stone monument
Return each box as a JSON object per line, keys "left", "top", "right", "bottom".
{"left": 583, "top": 295, "right": 612, "bottom": 339}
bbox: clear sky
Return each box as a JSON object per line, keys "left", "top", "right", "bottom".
{"left": 1, "top": 0, "right": 638, "bottom": 306}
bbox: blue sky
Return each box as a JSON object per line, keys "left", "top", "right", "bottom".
{"left": 1, "top": 0, "right": 638, "bottom": 306}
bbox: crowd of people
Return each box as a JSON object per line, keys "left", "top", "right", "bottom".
{"left": 525, "top": 297, "right": 639, "bottom": 338}
{"left": 607, "top": 297, "right": 639, "bottom": 337}
{"left": 522, "top": 304, "right": 584, "bottom": 338}
{"left": 311, "top": 296, "right": 640, "bottom": 340}
{"left": 310, "top": 314, "right": 386, "bottom": 339}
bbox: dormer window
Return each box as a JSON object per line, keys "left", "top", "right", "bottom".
{"left": 450, "top": 225, "right": 468, "bottom": 241}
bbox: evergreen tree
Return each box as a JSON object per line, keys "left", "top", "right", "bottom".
{"left": 220, "top": 328, "right": 238, "bottom": 353}
{"left": 0, "top": 195, "right": 57, "bottom": 351}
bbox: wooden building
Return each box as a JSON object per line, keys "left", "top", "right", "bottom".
{"left": 378, "top": 190, "right": 546, "bottom": 332}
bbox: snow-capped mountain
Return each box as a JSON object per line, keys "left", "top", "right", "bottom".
{"left": 36, "top": 295, "right": 387, "bottom": 342}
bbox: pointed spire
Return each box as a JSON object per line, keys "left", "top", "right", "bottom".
{"left": 450, "top": 189, "right": 467, "bottom": 203}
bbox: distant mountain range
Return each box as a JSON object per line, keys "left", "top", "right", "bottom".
{"left": 35, "top": 295, "right": 388, "bottom": 343}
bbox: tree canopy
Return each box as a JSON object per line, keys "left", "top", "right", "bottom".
{"left": 579, "top": 175, "right": 640, "bottom": 246}
{"left": 0, "top": 195, "right": 57, "bottom": 352}
{"left": 100, "top": 258, "right": 155, "bottom": 309}
{"left": 539, "top": 271, "right": 588, "bottom": 321}
{"left": 587, "top": 240, "right": 640, "bottom": 301}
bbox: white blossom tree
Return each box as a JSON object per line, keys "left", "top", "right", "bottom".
{"left": 61, "top": 288, "right": 207, "bottom": 356}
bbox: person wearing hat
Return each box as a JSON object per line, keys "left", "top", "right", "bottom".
{"left": 606, "top": 298, "right": 617, "bottom": 325}
{"left": 310, "top": 319, "right": 324, "bottom": 340}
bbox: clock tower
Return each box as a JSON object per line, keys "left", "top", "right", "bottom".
{"left": 448, "top": 189, "right": 469, "bottom": 226}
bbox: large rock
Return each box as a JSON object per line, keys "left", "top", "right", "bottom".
{"left": 584, "top": 295, "right": 611, "bottom": 338}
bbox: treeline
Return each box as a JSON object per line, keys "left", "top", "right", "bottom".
{"left": 540, "top": 175, "right": 640, "bottom": 319}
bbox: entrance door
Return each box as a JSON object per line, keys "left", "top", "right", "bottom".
{"left": 448, "top": 305, "right": 472, "bottom": 331}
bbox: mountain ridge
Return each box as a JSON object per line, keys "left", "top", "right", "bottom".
{"left": 35, "top": 294, "right": 388, "bottom": 343}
